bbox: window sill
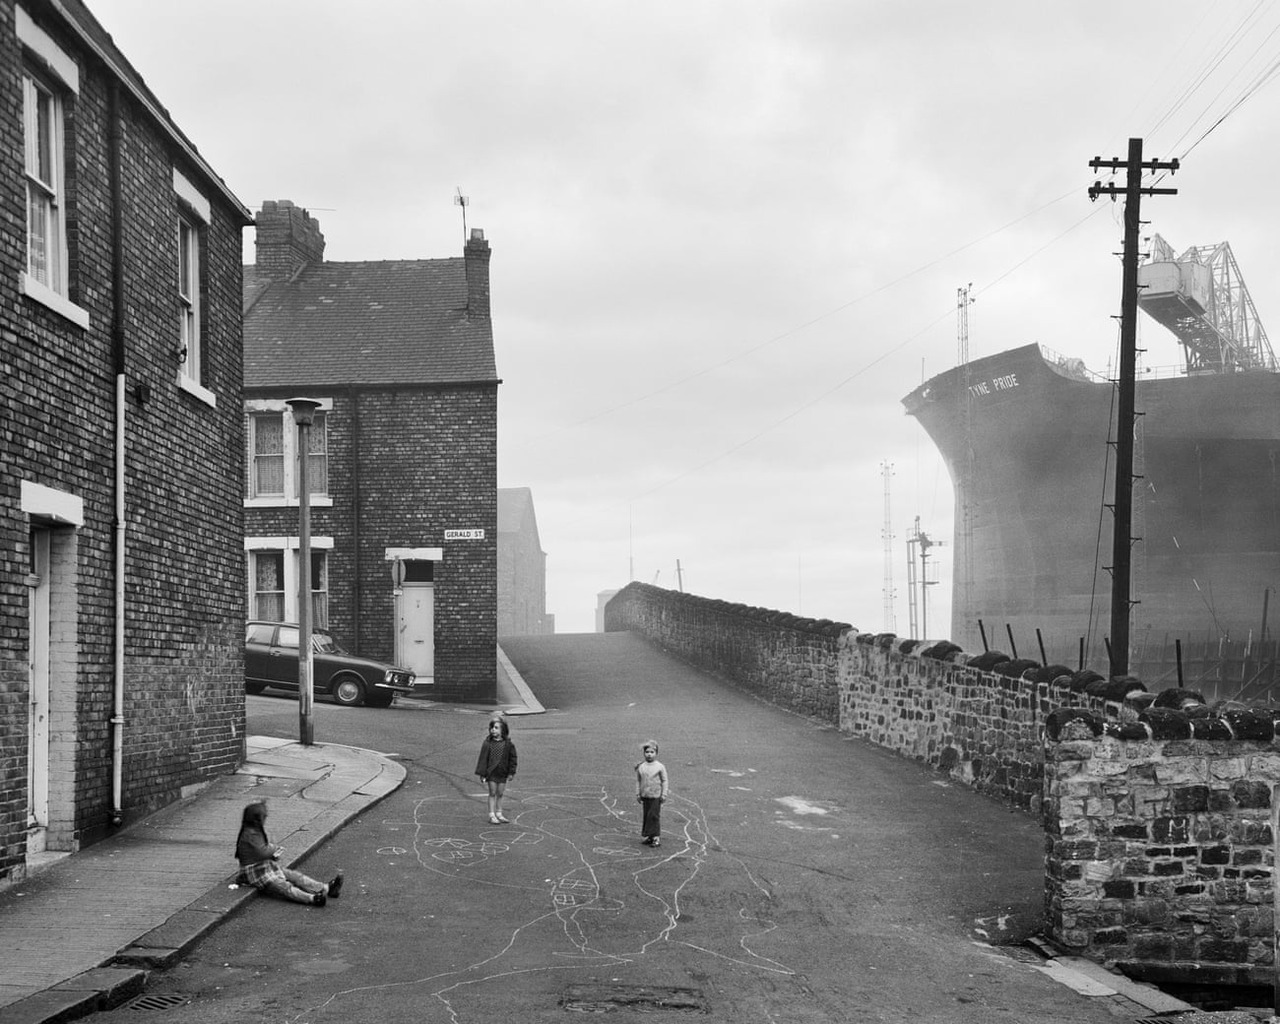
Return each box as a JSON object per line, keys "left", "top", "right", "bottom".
{"left": 244, "top": 496, "right": 334, "bottom": 509}
{"left": 20, "top": 273, "right": 90, "bottom": 330}
{"left": 178, "top": 373, "right": 217, "bottom": 407}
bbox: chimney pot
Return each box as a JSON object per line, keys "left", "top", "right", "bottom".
{"left": 464, "top": 228, "right": 491, "bottom": 320}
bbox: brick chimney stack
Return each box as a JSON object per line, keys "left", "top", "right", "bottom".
{"left": 464, "top": 228, "right": 490, "bottom": 319}
{"left": 254, "top": 200, "right": 325, "bottom": 281}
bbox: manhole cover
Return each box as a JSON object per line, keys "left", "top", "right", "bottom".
{"left": 125, "top": 993, "right": 188, "bottom": 1012}
{"left": 561, "top": 984, "right": 706, "bottom": 1012}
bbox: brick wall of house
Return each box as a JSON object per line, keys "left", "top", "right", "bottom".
{"left": 355, "top": 385, "right": 499, "bottom": 701}
{"left": 0, "top": 0, "right": 247, "bottom": 880}
{"left": 244, "top": 384, "right": 499, "bottom": 702}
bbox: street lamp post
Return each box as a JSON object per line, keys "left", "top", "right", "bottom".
{"left": 287, "top": 398, "right": 322, "bottom": 747}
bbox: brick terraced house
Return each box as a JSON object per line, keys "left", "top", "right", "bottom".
{"left": 243, "top": 201, "right": 500, "bottom": 702}
{"left": 0, "top": 0, "right": 254, "bottom": 884}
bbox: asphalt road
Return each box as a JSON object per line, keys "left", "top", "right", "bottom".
{"left": 82, "top": 631, "right": 1124, "bottom": 1023}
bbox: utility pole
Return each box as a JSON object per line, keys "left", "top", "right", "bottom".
{"left": 1089, "top": 138, "right": 1178, "bottom": 678}
{"left": 287, "top": 397, "right": 323, "bottom": 746}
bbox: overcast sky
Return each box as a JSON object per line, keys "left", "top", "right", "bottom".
{"left": 91, "top": 0, "right": 1280, "bottom": 635}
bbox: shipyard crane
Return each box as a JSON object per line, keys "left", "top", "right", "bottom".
{"left": 1137, "top": 234, "right": 1276, "bottom": 373}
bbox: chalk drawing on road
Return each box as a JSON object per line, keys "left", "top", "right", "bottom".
{"left": 973, "top": 912, "right": 1013, "bottom": 940}
{"left": 775, "top": 796, "right": 839, "bottom": 816}
{"left": 288, "top": 779, "right": 795, "bottom": 1024}
{"left": 774, "top": 818, "right": 837, "bottom": 834}
{"left": 375, "top": 846, "right": 407, "bottom": 855}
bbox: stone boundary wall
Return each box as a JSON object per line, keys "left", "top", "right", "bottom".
{"left": 1044, "top": 701, "right": 1280, "bottom": 988}
{"left": 842, "top": 633, "right": 1147, "bottom": 811}
{"left": 605, "top": 583, "right": 1280, "bottom": 985}
{"left": 603, "top": 583, "right": 848, "bottom": 722}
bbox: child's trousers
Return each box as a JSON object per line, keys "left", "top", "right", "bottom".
{"left": 640, "top": 797, "right": 662, "bottom": 840}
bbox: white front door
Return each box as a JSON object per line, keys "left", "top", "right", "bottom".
{"left": 27, "top": 528, "right": 51, "bottom": 852}
{"left": 397, "top": 582, "right": 435, "bottom": 679}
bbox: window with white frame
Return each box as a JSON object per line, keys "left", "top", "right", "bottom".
{"left": 23, "top": 68, "right": 64, "bottom": 293}
{"left": 247, "top": 546, "right": 330, "bottom": 625}
{"left": 16, "top": 6, "right": 85, "bottom": 328}
{"left": 250, "top": 550, "right": 285, "bottom": 621}
{"left": 245, "top": 404, "right": 330, "bottom": 504}
{"left": 309, "top": 549, "right": 329, "bottom": 628}
{"left": 171, "top": 169, "right": 213, "bottom": 404}
{"left": 177, "top": 210, "right": 201, "bottom": 380}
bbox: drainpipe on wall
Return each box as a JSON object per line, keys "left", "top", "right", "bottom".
{"left": 351, "top": 387, "right": 362, "bottom": 653}
{"left": 109, "top": 82, "right": 126, "bottom": 827}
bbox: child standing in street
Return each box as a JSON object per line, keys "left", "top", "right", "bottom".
{"left": 475, "top": 716, "right": 518, "bottom": 824}
{"left": 635, "top": 740, "right": 669, "bottom": 847}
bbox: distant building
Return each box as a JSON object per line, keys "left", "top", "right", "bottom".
{"left": 242, "top": 202, "right": 500, "bottom": 702}
{"left": 597, "top": 590, "right": 621, "bottom": 632}
{"left": 497, "top": 488, "right": 551, "bottom": 636}
{"left": 2, "top": 0, "right": 253, "bottom": 883}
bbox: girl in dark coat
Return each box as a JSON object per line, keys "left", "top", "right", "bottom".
{"left": 234, "top": 800, "right": 342, "bottom": 906}
{"left": 475, "top": 716, "right": 518, "bottom": 824}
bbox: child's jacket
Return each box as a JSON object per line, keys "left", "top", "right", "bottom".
{"left": 635, "top": 759, "right": 669, "bottom": 799}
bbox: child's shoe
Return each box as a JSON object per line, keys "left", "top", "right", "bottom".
{"left": 496, "top": 813, "right": 510, "bottom": 823}
{"left": 651, "top": 837, "right": 661, "bottom": 848}
{"left": 327, "top": 873, "right": 343, "bottom": 898}
{"left": 313, "top": 892, "right": 327, "bottom": 907}
{"left": 489, "top": 814, "right": 500, "bottom": 824}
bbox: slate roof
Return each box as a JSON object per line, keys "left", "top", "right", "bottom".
{"left": 242, "top": 260, "right": 499, "bottom": 388}
{"left": 54, "top": 0, "right": 251, "bottom": 221}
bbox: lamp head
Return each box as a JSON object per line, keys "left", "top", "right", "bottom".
{"left": 286, "top": 397, "right": 322, "bottom": 426}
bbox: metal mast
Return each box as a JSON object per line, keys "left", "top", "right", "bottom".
{"left": 881, "top": 462, "right": 896, "bottom": 632}
{"left": 906, "top": 516, "right": 941, "bottom": 639}
{"left": 956, "top": 285, "right": 976, "bottom": 630}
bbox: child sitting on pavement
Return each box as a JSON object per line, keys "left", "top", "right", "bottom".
{"left": 234, "top": 800, "right": 342, "bottom": 907}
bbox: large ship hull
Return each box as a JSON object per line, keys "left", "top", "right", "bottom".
{"left": 903, "top": 344, "right": 1280, "bottom": 673}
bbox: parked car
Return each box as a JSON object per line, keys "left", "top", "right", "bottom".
{"left": 245, "top": 620, "right": 416, "bottom": 708}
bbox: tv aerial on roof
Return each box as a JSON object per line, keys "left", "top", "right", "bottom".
{"left": 453, "top": 186, "right": 470, "bottom": 242}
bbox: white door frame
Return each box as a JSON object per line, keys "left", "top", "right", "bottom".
{"left": 27, "top": 527, "right": 51, "bottom": 851}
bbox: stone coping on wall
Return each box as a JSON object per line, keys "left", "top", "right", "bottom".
{"left": 613, "top": 582, "right": 854, "bottom": 638}
{"left": 850, "top": 631, "right": 1276, "bottom": 739}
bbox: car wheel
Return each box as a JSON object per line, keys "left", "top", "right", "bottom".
{"left": 332, "top": 676, "right": 366, "bottom": 707}
{"left": 365, "top": 690, "right": 394, "bottom": 709}
{"left": 246, "top": 682, "right": 266, "bottom": 695}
